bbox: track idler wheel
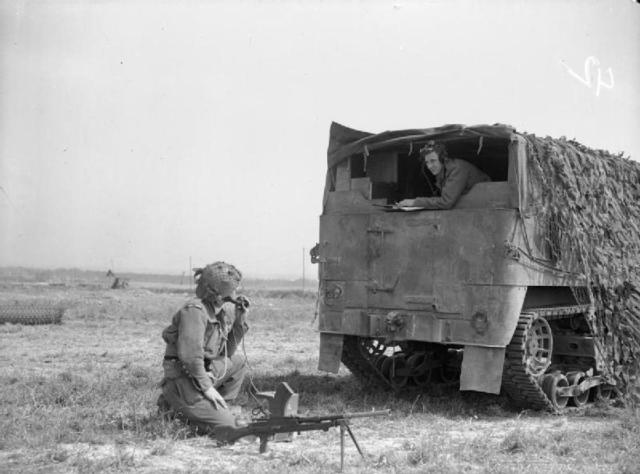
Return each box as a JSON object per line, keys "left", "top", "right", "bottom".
{"left": 566, "top": 371, "right": 589, "bottom": 407}
{"left": 541, "top": 372, "right": 570, "bottom": 410}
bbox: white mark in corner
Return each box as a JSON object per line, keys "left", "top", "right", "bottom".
{"left": 561, "top": 56, "right": 614, "bottom": 96}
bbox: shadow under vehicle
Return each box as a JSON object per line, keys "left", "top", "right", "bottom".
{"left": 312, "top": 122, "right": 617, "bottom": 411}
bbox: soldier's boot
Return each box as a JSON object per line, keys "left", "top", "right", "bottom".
{"left": 157, "top": 393, "right": 175, "bottom": 421}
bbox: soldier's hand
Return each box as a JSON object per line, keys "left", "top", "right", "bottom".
{"left": 236, "top": 295, "right": 250, "bottom": 310}
{"left": 397, "top": 199, "right": 415, "bottom": 207}
{"left": 234, "top": 295, "right": 250, "bottom": 319}
{"left": 204, "top": 387, "right": 228, "bottom": 410}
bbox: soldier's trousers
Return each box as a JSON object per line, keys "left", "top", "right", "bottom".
{"left": 159, "top": 352, "right": 247, "bottom": 434}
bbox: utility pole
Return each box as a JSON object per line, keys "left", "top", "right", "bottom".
{"left": 302, "top": 247, "right": 306, "bottom": 292}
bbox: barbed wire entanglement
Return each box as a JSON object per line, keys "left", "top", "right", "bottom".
{"left": 525, "top": 135, "right": 640, "bottom": 404}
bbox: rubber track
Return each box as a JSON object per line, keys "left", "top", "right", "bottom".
{"left": 341, "top": 336, "right": 388, "bottom": 388}
{"left": 342, "top": 336, "right": 456, "bottom": 391}
{"left": 501, "top": 313, "right": 555, "bottom": 411}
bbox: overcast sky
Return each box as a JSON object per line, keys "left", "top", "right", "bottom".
{"left": 1, "top": 0, "right": 639, "bottom": 278}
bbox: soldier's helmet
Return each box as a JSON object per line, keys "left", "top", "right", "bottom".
{"left": 194, "top": 262, "right": 242, "bottom": 301}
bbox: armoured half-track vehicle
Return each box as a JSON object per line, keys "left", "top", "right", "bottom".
{"left": 313, "top": 122, "right": 623, "bottom": 411}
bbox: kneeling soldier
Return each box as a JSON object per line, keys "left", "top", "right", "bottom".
{"left": 158, "top": 261, "right": 249, "bottom": 434}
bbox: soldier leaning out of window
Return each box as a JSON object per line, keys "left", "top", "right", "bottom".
{"left": 157, "top": 261, "right": 250, "bottom": 435}
{"left": 397, "top": 141, "right": 490, "bottom": 209}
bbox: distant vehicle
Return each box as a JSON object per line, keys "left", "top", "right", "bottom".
{"left": 313, "top": 122, "right": 620, "bottom": 411}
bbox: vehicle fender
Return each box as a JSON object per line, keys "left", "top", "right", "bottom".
{"left": 460, "top": 345, "right": 506, "bottom": 394}
{"left": 318, "top": 332, "right": 344, "bottom": 373}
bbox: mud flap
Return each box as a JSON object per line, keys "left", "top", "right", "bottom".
{"left": 460, "top": 345, "right": 506, "bottom": 394}
{"left": 317, "top": 333, "right": 344, "bottom": 373}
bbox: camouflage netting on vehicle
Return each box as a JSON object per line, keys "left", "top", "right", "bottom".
{"left": 525, "top": 135, "right": 640, "bottom": 403}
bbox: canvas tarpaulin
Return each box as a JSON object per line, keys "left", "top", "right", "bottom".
{"left": 326, "top": 121, "right": 516, "bottom": 168}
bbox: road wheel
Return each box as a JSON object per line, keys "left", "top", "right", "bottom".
{"left": 591, "top": 384, "right": 614, "bottom": 402}
{"left": 407, "top": 353, "right": 433, "bottom": 387}
{"left": 566, "top": 371, "right": 589, "bottom": 407}
{"left": 541, "top": 372, "right": 570, "bottom": 410}
{"left": 381, "top": 354, "right": 409, "bottom": 388}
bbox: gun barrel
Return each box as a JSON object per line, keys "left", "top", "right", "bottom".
{"left": 291, "top": 409, "right": 391, "bottom": 423}
{"left": 333, "top": 409, "right": 391, "bottom": 419}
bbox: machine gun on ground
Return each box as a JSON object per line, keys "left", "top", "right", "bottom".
{"left": 213, "top": 382, "right": 390, "bottom": 470}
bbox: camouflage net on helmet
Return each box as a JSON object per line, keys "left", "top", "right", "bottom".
{"left": 194, "top": 262, "right": 242, "bottom": 301}
{"left": 525, "top": 135, "right": 640, "bottom": 404}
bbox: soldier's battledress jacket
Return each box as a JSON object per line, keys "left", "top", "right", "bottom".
{"left": 413, "top": 158, "right": 490, "bottom": 209}
{"left": 161, "top": 300, "right": 248, "bottom": 393}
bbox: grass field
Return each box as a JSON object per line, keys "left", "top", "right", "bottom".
{"left": 0, "top": 282, "right": 639, "bottom": 473}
